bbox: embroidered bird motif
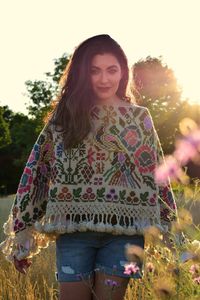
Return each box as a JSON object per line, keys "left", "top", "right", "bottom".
{"left": 94, "top": 126, "right": 127, "bottom": 154}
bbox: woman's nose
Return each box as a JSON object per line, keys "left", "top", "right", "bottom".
{"left": 100, "top": 72, "right": 109, "bottom": 83}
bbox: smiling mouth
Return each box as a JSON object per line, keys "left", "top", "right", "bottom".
{"left": 97, "top": 87, "right": 111, "bottom": 92}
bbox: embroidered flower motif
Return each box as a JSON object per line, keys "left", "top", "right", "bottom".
{"left": 96, "top": 152, "right": 106, "bottom": 160}
{"left": 58, "top": 187, "right": 72, "bottom": 201}
{"left": 18, "top": 167, "right": 33, "bottom": 195}
{"left": 118, "top": 152, "right": 126, "bottom": 163}
{"left": 143, "top": 115, "right": 153, "bottom": 131}
{"left": 94, "top": 177, "right": 103, "bottom": 185}
{"left": 106, "top": 189, "right": 119, "bottom": 202}
{"left": 134, "top": 145, "right": 156, "bottom": 173}
{"left": 32, "top": 207, "right": 44, "bottom": 220}
{"left": 149, "top": 193, "right": 157, "bottom": 205}
{"left": 126, "top": 191, "right": 140, "bottom": 205}
{"left": 14, "top": 219, "right": 25, "bottom": 232}
{"left": 121, "top": 125, "right": 141, "bottom": 151}
{"left": 83, "top": 187, "right": 96, "bottom": 201}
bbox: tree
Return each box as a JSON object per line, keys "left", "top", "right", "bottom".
{"left": 0, "top": 106, "right": 11, "bottom": 149}
{"left": 0, "top": 106, "right": 38, "bottom": 194}
{"left": 132, "top": 56, "right": 184, "bottom": 154}
{"left": 25, "top": 53, "right": 70, "bottom": 126}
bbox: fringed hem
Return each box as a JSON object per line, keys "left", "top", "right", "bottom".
{"left": 34, "top": 219, "right": 168, "bottom": 236}
{"left": 0, "top": 208, "right": 169, "bottom": 262}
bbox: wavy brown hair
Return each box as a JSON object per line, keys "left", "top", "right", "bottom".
{"left": 49, "top": 34, "right": 131, "bottom": 149}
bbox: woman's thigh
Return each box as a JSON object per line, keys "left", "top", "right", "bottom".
{"left": 94, "top": 234, "right": 144, "bottom": 279}
{"left": 56, "top": 232, "right": 97, "bottom": 283}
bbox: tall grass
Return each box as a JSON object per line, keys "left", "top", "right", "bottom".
{"left": 0, "top": 183, "right": 200, "bottom": 299}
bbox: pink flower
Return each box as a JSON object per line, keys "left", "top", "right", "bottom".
{"left": 124, "top": 263, "right": 140, "bottom": 275}
{"left": 146, "top": 262, "right": 155, "bottom": 273}
{"left": 193, "top": 276, "right": 200, "bottom": 284}
{"left": 189, "top": 264, "right": 199, "bottom": 275}
{"left": 174, "top": 140, "right": 198, "bottom": 165}
{"left": 174, "top": 129, "right": 200, "bottom": 165}
{"left": 155, "top": 155, "right": 183, "bottom": 185}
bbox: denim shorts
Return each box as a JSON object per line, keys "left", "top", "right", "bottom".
{"left": 55, "top": 231, "right": 144, "bottom": 282}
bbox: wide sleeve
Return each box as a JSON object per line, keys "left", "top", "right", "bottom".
{"left": 0, "top": 123, "right": 55, "bottom": 262}
{"left": 145, "top": 108, "right": 178, "bottom": 232}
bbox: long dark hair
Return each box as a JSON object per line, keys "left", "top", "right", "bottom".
{"left": 50, "top": 34, "right": 131, "bottom": 149}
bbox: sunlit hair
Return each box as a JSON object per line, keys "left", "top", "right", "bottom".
{"left": 50, "top": 34, "right": 131, "bottom": 149}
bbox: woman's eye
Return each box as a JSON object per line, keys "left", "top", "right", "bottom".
{"left": 91, "top": 69, "right": 99, "bottom": 75}
{"left": 109, "top": 69, "right": 117, "bottom": 74}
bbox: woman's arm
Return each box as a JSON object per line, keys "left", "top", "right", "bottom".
{"left": 0, "top": 123, "right": 54, "bottom": 262}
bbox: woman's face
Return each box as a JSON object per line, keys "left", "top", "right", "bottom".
{"left": 90, "top": 53, "right": 123, "bottom": 102}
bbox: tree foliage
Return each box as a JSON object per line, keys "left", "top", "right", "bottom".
{"left": 132, "top": 56, "right": 184, "bottom": 154}
{"left": 0, "top": 106, "right": 11, "bottom": 149}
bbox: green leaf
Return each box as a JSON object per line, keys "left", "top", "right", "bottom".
{"left": 73, "top": 187, "right": 82, "bottom": 198}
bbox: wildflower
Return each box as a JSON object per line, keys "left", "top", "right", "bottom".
{"left": 125, "top": 244, "right": 144, "bottom": 265}
{"left": 124, "top": 262, "right": 140, "bottom": 275}
{"left": 189, "top": 264, "right": 199, "bottom": 275}
{"left": 104, "top": 279, "right": 119, "bottom": 288}
{"left": 146, "top": 262, "right": 155, "bottom": 273}
{"left": 193, "top": 276, "right": 200, "bottom": 284}
{"left": 155, "top": 155, "right": 187, "bottom": 185}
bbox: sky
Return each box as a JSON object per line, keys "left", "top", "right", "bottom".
{"left": 0, "top": 0, "right": 200, "bottom": 115}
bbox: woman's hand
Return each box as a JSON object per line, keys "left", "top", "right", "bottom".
{"left": 14, "top": 256, "right": 32, "bottom": 274}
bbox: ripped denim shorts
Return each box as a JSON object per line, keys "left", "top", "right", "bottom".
{"left": 55, "top": 231, "right": 144, "bottom": 282}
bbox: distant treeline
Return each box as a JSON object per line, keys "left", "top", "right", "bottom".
{"left": 0, "top": 54, "right": 200, "bottom": 195}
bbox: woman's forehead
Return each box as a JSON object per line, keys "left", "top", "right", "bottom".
{"left": 91, "top": 53, "right": 120, "bottom": 67}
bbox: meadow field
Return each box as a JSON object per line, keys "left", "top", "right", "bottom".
{"left": 0, "top": 185, "right": 200, "bottom": 300}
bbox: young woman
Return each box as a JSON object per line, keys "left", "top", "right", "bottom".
{"left": 0, "top": 34, "right": 177, "bottom": 300}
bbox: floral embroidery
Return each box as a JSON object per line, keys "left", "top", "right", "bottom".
{"left": 83, "top": 187, "right": 96, "bottom": 201}
{"left": 134, "top": 145, "right": 156, "bottom": 173}
{"left": 120, "top": 125, "right": 142, "bottom": 151}
{"left": 106, "top": 188, "right": 119, "bottom": 202}
{"left": 18, "top": 167, "right": 33, "bottom": 194}
{"left": 2, "top": 105, "right": 177, "bottom": 263}
{"left": 58, "top": 187, "right": 72, "bottom": 201}
{"left": 126, "top": 191, "right": 140, "bottom": 205}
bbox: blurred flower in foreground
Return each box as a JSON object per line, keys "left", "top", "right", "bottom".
{"left": 155, "top": 155, "right": 188, "bottom": 185}
{"left": 189, "top": 264, "right": 199, "bottom": 275}
{"left": 172, "top": 208, "right": 193, "bottom": 231}
{"left": 146, "top": 262, "right": 155, "bottom": 273}
{"left": 193, "top": 276, "right": 200, "bottom": 284}
{"left": 153, "top": 277, "right": 175, "bottom": 299}
{"left": 125, "top": 244, "right": 144, "bottom": 265}
{"left": 187, "top": 240, "right": 200, "bottom": 262}
{"left": 124, "top": 262, "right": 140, "bottom": 275}
{"left": 144, "top": 226, "right": 162, "bottom": 245}
{"left": 174, "top": 129, "right": 200, "bottom": 165}
{"left": 155, "top": 118, "right": 200, "bottom": 185}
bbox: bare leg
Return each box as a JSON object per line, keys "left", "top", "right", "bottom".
{"left": 59, "top": 277, "right": 94, "bottom": 300}
{"left": 93, "top": 272, "right": 129, "bottom": 300}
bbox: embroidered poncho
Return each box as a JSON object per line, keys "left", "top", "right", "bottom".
{"left": 0, "top": 103, "right": 177, "bottom": 261}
